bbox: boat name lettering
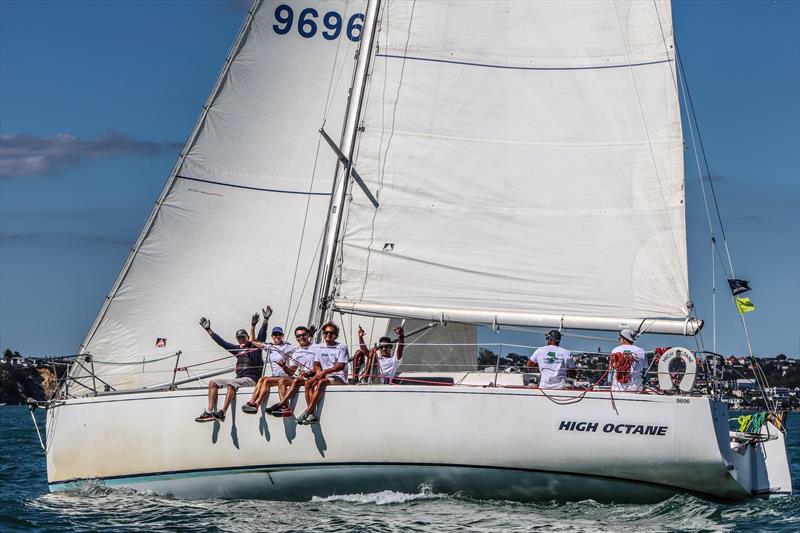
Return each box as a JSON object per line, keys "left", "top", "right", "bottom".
{"left": 558, "top": 420, "right": 668, "bottom": 436}
{"left": 273, "top": 5, "right": 364, "bottom": 42}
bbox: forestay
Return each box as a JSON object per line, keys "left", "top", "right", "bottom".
{"left": 334, "top": 0, "right": 700, "bottom": 334}
{"left": 74, "top": 0, "right": 367, "bottom": 390}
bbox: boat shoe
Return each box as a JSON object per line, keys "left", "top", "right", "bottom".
{"left": 195, "top": 410, "right": 215, "bottom": 423}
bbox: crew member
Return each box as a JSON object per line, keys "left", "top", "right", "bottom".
{"left": 610, "top": 328, "right": 647, "bottom": 392}
{"left": 242, "top": 315, "right": 297, "bottom": 413}
{"left": 364, "top": 326, "right": 405, "bottom": 384}
{"left": 264, "top": 326, "right": 317, "bottom": 417}
{"left": 195, "top": 317, "right": 263, "bottom": 422}
{"left": 296, "top": 322, "right": 349, "bottom": 425}
{"left": 526, "top": 330, "right": 575, "bottom": 389}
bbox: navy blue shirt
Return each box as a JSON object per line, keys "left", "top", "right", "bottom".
{"left": 210, "top": 333, "right": 263, "bottom": 381}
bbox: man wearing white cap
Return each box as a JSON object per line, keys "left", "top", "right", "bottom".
{"left": 526, "top": 330, "right": 575, "bottom": 389}
{"left": 610, "top": 329, "right": 647, "bottom": 392}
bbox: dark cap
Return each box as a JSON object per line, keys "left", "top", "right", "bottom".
{"left": 235, "top": 329, "right": 248, "bottom": 338}
{"left": 545, "top": 330, "right": 562, "bottom": 341}
{"left": 272, "top": 326, "right": 284, "bottom": 335}
{"left": 378, "top": 336, "right": 392, "bottom": 347}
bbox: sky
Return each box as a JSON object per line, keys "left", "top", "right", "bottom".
{"left": 1, "top": 0, "right": 798, "bottom": 359}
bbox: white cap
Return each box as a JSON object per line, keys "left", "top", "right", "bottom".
{"left": 619, "top": 329, "right": 636, "bottom": 342}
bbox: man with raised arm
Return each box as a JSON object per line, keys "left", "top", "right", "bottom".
{"left": 526, "top": 330, "right": 575, "bottom": 390}
{"left": 241, "top": 306, "right": 297, "bottom": 413}
{"left": 194, "top": 316, "right": 263, "bottom": 422}
{"left": 350, "top": 325, "right": 373, "bottom": 383}
{"left": 296, "top": 322, "right": 349, "bottom": 425}
{"left": 610, "top": 328, "right": 647, "bottom": 392}
{"left": 364, "top": 326, "right": 405, "bottom": 384}
{"left": 262, "top": 325, "right": 318, "bottom": 417}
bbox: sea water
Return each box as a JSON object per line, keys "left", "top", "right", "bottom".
{"left": 1, "top": 405, "right": 798, "bottom": 532}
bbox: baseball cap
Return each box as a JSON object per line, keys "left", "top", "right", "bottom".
{"left": 619, "top": 328, "right": 636, "bottom": 342}
{"left": 545, "top": 330, "right": 562, "bottom": 341}
{"left": 272, "top": 326, "right": 284, "bottom": 335}
{"left": 235, "top": 329, "right": 248, "bottom": 338}
{"left": 378, "top": 336, "right": 392, "bottom": 347}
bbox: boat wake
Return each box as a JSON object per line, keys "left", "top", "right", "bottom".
{"left": 311, "top": 483, "right": 449, "bottom": 505}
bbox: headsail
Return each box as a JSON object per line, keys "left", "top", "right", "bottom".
{"left": 332, "top": 0, "right": 701, "bottom": 335}
{"left": 74, "top": 0, "right": 367, "bottom": 390}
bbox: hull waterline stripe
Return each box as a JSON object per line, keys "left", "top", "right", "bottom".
{"left": 376, "top": 54, "right": 674, "bottom": 72}
{"left": 48, "top": 461, "right": 689, "bottom": 496}
{"left": 177, "top": 175, "right": 331, "bottom": 196}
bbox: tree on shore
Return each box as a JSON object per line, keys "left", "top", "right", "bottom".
{"left": 3, "top": 349, "right": 21, "bottom": 363}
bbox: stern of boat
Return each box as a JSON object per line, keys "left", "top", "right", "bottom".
{"left": 714, "top": 403, "right": 793, "bottom": 497}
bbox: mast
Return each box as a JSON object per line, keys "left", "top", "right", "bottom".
{"left": 309, "top": 0, "right": 381, "bottom": 330}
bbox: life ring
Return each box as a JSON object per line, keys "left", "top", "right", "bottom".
{"left": 657, "top": 347, "right": 697, "bottom": 392}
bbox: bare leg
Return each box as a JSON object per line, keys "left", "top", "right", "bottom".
{"left": 207, "top": 382, "right": 219, "bottom": 412}
{"left": 306, "top": 378, "right": 329, "bottom": 415}
{"left": 278, "top": 379, "right": 289, "bottom": 402}
{"left": 220, "top": 384, "right": 236, "bottom": 414}
{"left": 365, "top": 353, "right": 375, "bottom": 383}
{"left": 303, "top": 378, "right": 318, "bottom": 415}
{"left": 254, "top": 377, "right": 282, "bottom": 406}
{"left": 276, "top": 378, "right": 293, "bottom": 405}
{"left": 281, "top": 378, "right": 303, "bottom": 405}
{"left": 352, "top": 350, "right": 365, "bottom": 381}
{"left": 249, "top": 378, "right": 267, "bottom": 404}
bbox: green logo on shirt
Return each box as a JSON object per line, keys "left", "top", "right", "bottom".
{"left": 546, "top": 351, "right": 557, "bottom": 364}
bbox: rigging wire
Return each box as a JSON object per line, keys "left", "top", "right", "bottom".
{"left": 675, "top": 44, "right": 774, "bottom": 413}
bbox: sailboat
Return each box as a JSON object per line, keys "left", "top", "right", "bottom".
{"left": 38, "top": 0, "right": 793, "bottom": 501}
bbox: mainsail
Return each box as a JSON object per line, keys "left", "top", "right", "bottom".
{"left": 74, "top": 0, "right": 368, "bottom": 390}
{"left": 332, "top": 0, "right": 701, "bottom": 335}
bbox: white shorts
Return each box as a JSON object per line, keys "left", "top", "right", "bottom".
{"left": 209, "top": 377, "right": 255, "bottom": 390}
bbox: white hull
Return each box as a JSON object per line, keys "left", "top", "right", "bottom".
{"left": 45, "top": 382, "right": 792, "bottom": 502}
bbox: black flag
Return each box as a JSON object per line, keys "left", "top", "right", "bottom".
{"left": 727, "top": 278, "right": 751, "bottom": 296}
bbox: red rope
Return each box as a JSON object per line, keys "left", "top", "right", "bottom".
{"left": 609, "top": 352, "right": 635, "bottom": 384}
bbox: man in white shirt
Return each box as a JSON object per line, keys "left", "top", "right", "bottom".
{"left": 610, "top": 328, "right": 647, "bottom": 392}
{"left": 363, "top": 326, "right": 405, "bottom": 384}
{"left": 296, "top": 322, "right": 349, "bottom": 425}
{"left": 526, "top": 330, "right": 575, "bottom": 389}
{"left": 264, "top": 326, "right": 318, "bottom": 417}
{"left": 242, "top": 323, "right": 297, "bottom": 413}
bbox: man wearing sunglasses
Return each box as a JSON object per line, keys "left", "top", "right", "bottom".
{"left": 296, "top": 322, "right": 349, "bottom": 425}
{"left": 262, "top": 326, "right": 317, "bottom": 417}
{"left": 364, "top": 326, "right": 405, "bottom": 384}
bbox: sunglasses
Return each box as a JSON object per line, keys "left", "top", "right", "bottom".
{"left": 295, "top": 332, "right": 308, "bottom": 338}
{"left": 322, "top": 330, "right": 337, "bottom": 336}
{"left": 272, "top": 333, "right": 284, "bottom": 337}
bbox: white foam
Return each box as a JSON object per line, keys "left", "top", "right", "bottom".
{"left": 311, "top": 484, "right": 446, "bottom": 505}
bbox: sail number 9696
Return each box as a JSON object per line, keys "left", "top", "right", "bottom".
{"left": 273, "top": 4, "right": 365, "bottom": 42}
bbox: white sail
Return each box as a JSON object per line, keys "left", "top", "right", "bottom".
{"left": 74, "top": 0, "right": 367, "bottom": 390}
{"left": 333, "top": 0, "right": 699, "bottom": 334}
